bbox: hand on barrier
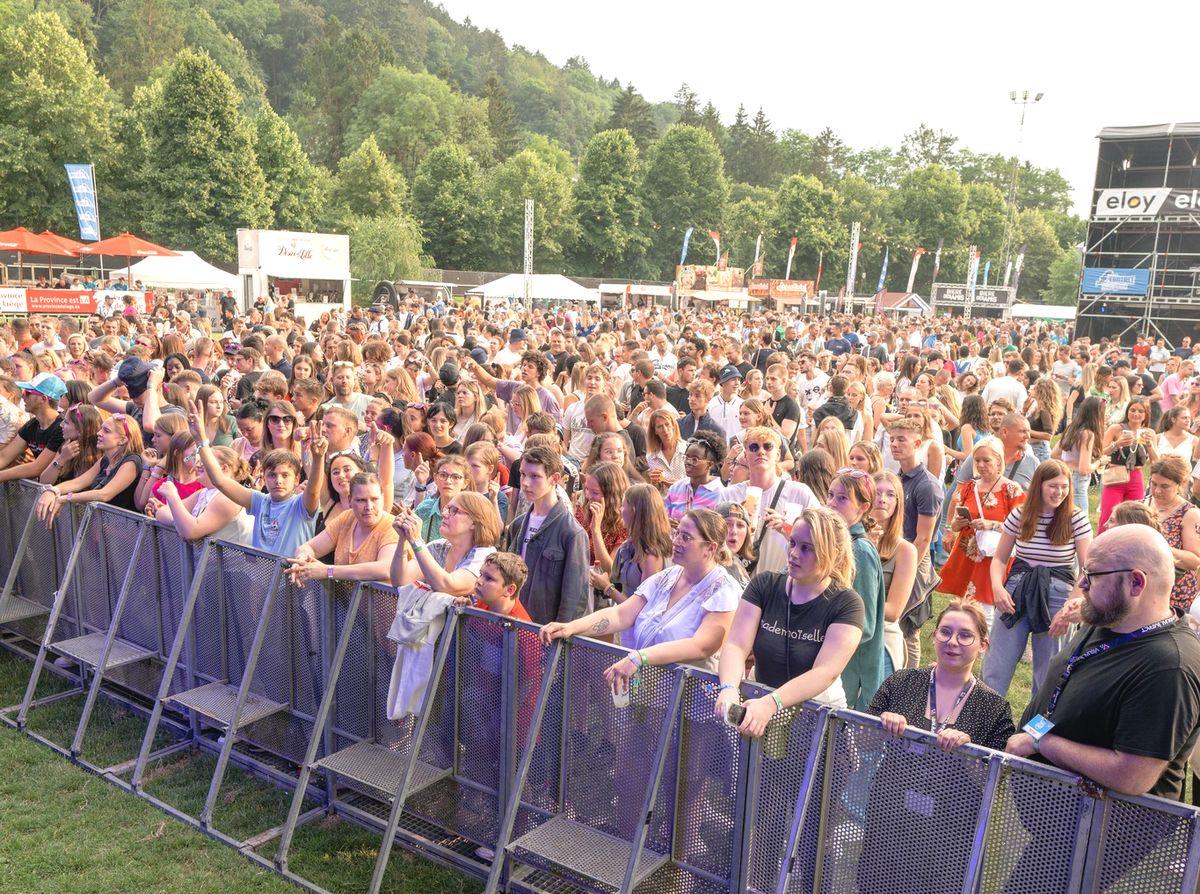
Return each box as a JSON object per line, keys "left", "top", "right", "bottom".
{"left": 287, "top": 558, "right": 326, "bottom": 585}
{"left": 35, "top": 489, "right": 59, "bottom": 525}
{"left": 1005, "top": 732, "right": 1037, "bottom": 758}
{"left": 603, "top": 654, "right": 639, "bottom": 692}
{"left": 936, "top": 728, "right": 971, "bottom": 751}
{"left": 735, "top": 695, "right": 778, "bottom": 738}
{"left": 1049, "top": 596, "right": 1085, "bottom": 637}
{"left": 880, "top": 711, "right": 908, "bottom": 738}
{"left": 713, "top": 687, "right": 740, "bottom": 724}
{"left": 539, "top": 622, "right": 570, "bottom": 645}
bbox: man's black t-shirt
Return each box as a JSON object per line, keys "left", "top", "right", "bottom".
{"left": 665, "top": 384, "right": 690, "bottom": 415}
{"left": 1019, "top": 620, "right": 1200, "bottom": 799}
{"left": 742, "top": 574, "right": 865, "bottom": 689}
{"left": 769, "top": 395, "right": 802, "bottom": 431}
{"left": 18, "top": 415, "right": 65, "bottom": 458}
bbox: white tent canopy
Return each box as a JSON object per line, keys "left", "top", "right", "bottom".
{"left": 466, "top": 273, "right": 598, "bottom": 304}
{"left": 114, "top": 251, "right": 240, "bottom": 297}
{"left": 1009, "top": 303, "right": 1076, "bottom": 321}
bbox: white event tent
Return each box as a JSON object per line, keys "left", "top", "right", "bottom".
{"left": 115, "top": 251, "right": 240, "bottom": 297}
{"left": 467, "top": 273, "right": 598, "bottom": 304}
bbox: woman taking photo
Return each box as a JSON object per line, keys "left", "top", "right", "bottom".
{"left": 939, "top": 437, "right": 1025, "bottom": 624}
{"left": 542, "top": 508, "right": 741, "bottom": 681}
{"left": 827, "top": 467, "right": 886, "bottom": 711}
{"left": 646, "top": 408, "right": 685, "bottom": 490}
{"left": 576, "top": 461, "right": 630, "bottom": 576}
{"left": 1053, "top": 396, "right": 1104, "bottom": 518}
{"left": 869, "top": 471, "right": 917, "bottom": 675}
{"left": 715, "top": 506, "right": 865, "bottom": 736}
{"left": 592, "top": 483, "right": 673, "bottom": 606}
{"left": 35, "top": 413, "right": 145, "bottom": 524}
{"left": 1098, "top": 398, "right": 1156, "bottom": 531}
{"left": 153, "top": 445, "right": 253, "bottom": 545}
{"left": 390, "top": 491, "right": 500, "bottom": 596}
{"left": 290, "top": 472, "right": 399, "bottom": 585}
{"left": 983, "top": 459, "right": 1091, "bottom": 697}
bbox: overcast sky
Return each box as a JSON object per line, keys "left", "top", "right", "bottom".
{"left": 440, "top": 0, "right": 1196, "bottom": 218}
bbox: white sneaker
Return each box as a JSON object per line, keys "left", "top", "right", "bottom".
{"left": 53, "top": 655, "right": 73, "bottom": 669}
{"left": 474, "top": 845, "right": 495, "bottom": 861}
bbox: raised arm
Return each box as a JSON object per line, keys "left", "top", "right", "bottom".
{"left": 87, "top": 377, "right": 127, "bottom": 415}
{"left": 303, "top": 435, "right": 327, "bottom": 515}
{"left": 187, "top": 399, "right": 253, "bottom": 509}
{"left": 141, "top": 367, "right": 164, "bottom": 433}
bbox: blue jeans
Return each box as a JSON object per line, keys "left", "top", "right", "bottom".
{"left": 1030, "top": 440, "right": 1050, "bottom": 463}
{"left": 1071, "top": 471, "right": 1091, "bottom": 519}
{"left": 933, "top": 478, "right": 956, "bottom": 565}
{"left": 982, "top": 571, "right": 1072, "bottom": 699}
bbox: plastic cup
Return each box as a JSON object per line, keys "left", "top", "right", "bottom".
{"left": 744, "top": 485, "right": 763, "bottom": 517}
{"left": 779, "top": 502, "right": 804, "bottom": 525}
{"left": 611, "top": 682, "right": 630, "bottom": 709}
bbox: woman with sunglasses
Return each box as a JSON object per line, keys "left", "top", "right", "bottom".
{"left": 36, "top": 413, "right": 145, "bottom": 524}
{"left": 664, "top": 430, "right": 728, "bottom": 522}
{"left": 262, "top": 399, "right": 304, "bottom": 462}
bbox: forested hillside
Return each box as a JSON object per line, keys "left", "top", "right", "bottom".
{"left": 0, "top": 0, "right": 1084, "bottom": 302}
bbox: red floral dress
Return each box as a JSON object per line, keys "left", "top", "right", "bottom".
{"left": 1159, "top": 501, "right": 1200, "bottom": 612}
{"left": 939, "top": 479, "right": 1025, "bottom": 605}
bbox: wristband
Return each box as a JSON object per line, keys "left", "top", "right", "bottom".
{"left": 415, "top": 484, "right": 429, "bottom": 492}
{"left": 626, "top": 650, "right": 642, "bottom": 667}
{"left": 412, "top": 540, "right": 426, "bottom": 554}
{"left": 638, "top": 649, "right": 649, "bottom": 667}
{"left": 199, "top": 440, "right": 211, "bottom": 449}
{"left": 326, "top": 566, "right": 334, "bottom": 580}
{"left": 52, "top": 459, "right": 62, "bottom": 468}
{"left": 770, "top": 692, "right": 785, "bottom": 714}
{"left": 718, "top": 683, "right": 738, "bottom": 693}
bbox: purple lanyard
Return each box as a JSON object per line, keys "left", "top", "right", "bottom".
{"left": 1045, "top": 616, "right": 1177, "bottom": 717}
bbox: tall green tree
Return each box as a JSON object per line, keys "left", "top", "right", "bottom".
{"left": 568, "top": 129, "right": 649, "bottom": 277}
{"left": 0, "top": 11, "right": 117, "bottom": 232}
{"left": 253, "top": 106, "right": 329, "bottom": 230}
{"left": 141, "top": 49, "right": 271, "bottom": 261}
{"left": 962, "top": 181, "right": 1008, "bottom": 263}
{"left": 724, "top": 105, "right": 751, "bottom": 183}
{"left": 1012, "top": 208, "right": 1061, "bottom": 299}
{"left": 724, "top": 196, "right": 772, "bottom": 273}
{"left": 482, "top": 72, "right": 521, "bottom": 159}
{"left": 640, "top": 124, "right": 729, "bottom": 278}
{"left": 674, "top": 83, "right": 701, "bottom": 126}
{"left": 698, "top": 102, "right": 726, "bottom": 152}
{"left": 889, "top": 165, "right": 968, "bottom": 279}
{"left": 767, "top": 175, "right": 841, "bottom": 280}
{"left": 1041, "top": 247, "right": 1082, "bottom": 306}
{"left": 101, "top": 80, "right": 162, "bottom": 235}
{"left": 346, "top": 212, "right": 425, "bottom": 303}
{"left": 900, "top": 124, "right": 958, "bottom": 168}
{"left": 603, "top": 84, "right": 658, "bottom": 153}
{"left": 482, "top": 148, "right": 575, "bottom": 271}
{"left": 326, "top": 135, "right": 407, "bottom": 227}
{"left": 410, "top": 143, "right": 490, "bottom": 270}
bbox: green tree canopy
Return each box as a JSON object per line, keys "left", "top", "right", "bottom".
{"left": 141, "top": 49, "right": 271, "bottom": 261}
{"left": 640, "top": 124, "right": 729, "bottom": 278}
{"left": 327, "top": 134, "right": 407, "bottom": 228}
{"left": 253, "top": 105, "right": 329, "bottom": 230}
{"left": 1041, "top": 247, "right": 1082, "bottom": 306}
{"left": 889, "top": 165, "right": 968, "bottom": 278}
{"left": 346, "top": 212, "right": 425, "bottom": 303}
{"left": 568, "top": 129, "right": 649, "bottom": 277}
{"left": 482, "top": 148, "right": 574, "bottom": 271}
{"left": 0, "top": 11, "right": 118, "bottom": 233}
{"left": 410, "top": 143, "right": 489, "bottom": 270}
{"left": 603, "top": 84, "right": 658, "bottom": 153}
{"left": 767, "top": 174, "right": 842, "bottom": 280}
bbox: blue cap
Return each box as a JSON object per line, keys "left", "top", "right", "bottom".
{"left": 16, "top": 373, "right": 67, "bottom": 402}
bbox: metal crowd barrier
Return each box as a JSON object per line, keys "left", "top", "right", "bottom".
{"left": 3, "top": 480, "right": 1200, "bottom": 894}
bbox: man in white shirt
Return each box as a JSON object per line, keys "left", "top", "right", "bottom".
{"left": 493, "top": 328, "right": 529, "bottom": 368}
{"left": 797, "top": 353, "right": 829, "bottom": 414}
{"left": 1050, "top": 346, "right": 1082, "bottom": 396}
{"left": 982, "top": 358, "right": 1028, "bottom": 411}
{"left": 649, "top": 333, "right": 678, "bottom": 380}
{"left": 709, "top": 366, "right": 744, "bottom": 444}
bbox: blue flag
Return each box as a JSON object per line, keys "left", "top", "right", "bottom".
{"left": 679, "top": 227, "right": 694, "bottom": 266}
{"left": 875, "top": 246, "right": 889, "bottom": 293}
{"left": 982, "top": 260, "right": 991, "bottom": 286}
{"left": 64, "top": 163, "right": 100, "bottom": 242}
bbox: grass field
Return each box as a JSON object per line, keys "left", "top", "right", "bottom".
{"left": 0, "top": 649, "right": 479, "bottom": 894}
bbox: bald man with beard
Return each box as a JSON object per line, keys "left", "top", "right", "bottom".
{"left": 1008, "top": 525, "right": 1200, "bottom": 799}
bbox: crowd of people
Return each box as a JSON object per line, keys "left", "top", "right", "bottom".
{"left": 2, "top": 291, "right": 1200, "bottom": 806}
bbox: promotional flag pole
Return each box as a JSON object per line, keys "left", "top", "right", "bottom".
{"left": 905, "top": 247, "right": 926, "bottom": 293}
{"left": 784, "top": 236, "right": 798, "bottom": 280}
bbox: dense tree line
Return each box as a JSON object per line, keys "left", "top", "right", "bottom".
{"left": 0, "top": 1, "right": 1084, "bottom": 303}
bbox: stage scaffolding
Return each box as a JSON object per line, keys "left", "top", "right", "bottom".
{"left": 1078, "top": 123, "right": 1200, "bottom": 346}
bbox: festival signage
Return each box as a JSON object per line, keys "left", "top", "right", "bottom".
{"left": 1094, "top": 188, "right": 1200, "bottom": 218}
{"left": 237, "top": 229, "right": 350, "bottom": 280}
{"left": 675, "top": 265, "right": 746, "bottom": 291}
{"left": 0, "top": 289, "right": 26, "bottom": 314}
{"left": 930, "top": 283, "right": 1015, "bottom": 308}
{"left": 1081, "top": 266, "right": 1150, "bottom": 296}
{"left": 748, "top": 278, "right": 816, "bottom": 302}
{"left": 15, "top": 289, "right": 151, "bottom": 315}
{"left": 64, "top": 163, "right": 101, "bottom": 242}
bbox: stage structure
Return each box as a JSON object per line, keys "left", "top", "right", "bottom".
{"left": 1078, "top": 123, "right": 1200, "bottom": 345}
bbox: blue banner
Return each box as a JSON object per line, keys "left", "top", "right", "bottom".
{"left": 679, "top": 227, "right": 694, "bottom": 266}
{"left": 982, "top": 260, "right": 991, "bottom": 286}
{"left": 1081, "top": 266, "right": 1150, "bottom": 296}
{"left": 64, "top": 163, "right": 100, "bottom": 242}
{"left": 875, "top": 246, "right": 888, "bottom": 293}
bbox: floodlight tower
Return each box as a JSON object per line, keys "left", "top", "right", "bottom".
{"left": 1002, "top": 90, "right": 1044, "bottom": 283}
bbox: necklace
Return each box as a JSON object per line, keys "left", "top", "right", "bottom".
{"left": 928, "top": 667, "right": 975, "bottom": 734}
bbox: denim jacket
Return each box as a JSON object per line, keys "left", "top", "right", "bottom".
{"left": 504, "top": 499, "right": 590, "bottom": 624}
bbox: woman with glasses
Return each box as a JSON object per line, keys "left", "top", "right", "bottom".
{"left": 716, "top": 506, "right": 864, "bottom": 733}
{"left": 542, "top": 508, "right": 740, "bottom": 683}
{"left": 261, "top": 399, "right": 305, "bottom": 460}
{"left": 983, "top": 459, "right": 1092, "bottom": 698}
{"left": 592, "top": 484, "right": 673, "bottom": 605}
{"left": 664, "top": 430, "right": 727, "bottom": 522}
{"left": 391, "top": 491, "right": 500, "bottom": 595}
{"left": 415, "top": 454, "right": 470, "bottom": 542}
{"left": 939, "top": 437, "right": 1026, "bottom": 624}
{"left": 827, "top": 467, "right": 887, "bottom": 710}
{"left": 36, "top": 413, "right": 145, "bottom": 524}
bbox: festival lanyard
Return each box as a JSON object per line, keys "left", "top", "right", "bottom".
{"left": 1045, "top": 616, "right": 1177, "bottom": 718}
{"left": 928, "top": 668, "right": 975, "bottom": 733}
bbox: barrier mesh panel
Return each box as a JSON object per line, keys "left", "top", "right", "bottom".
{"left": 812, "top": 719, "right": 991, "bottom": 894}
{"left": 74, "top": 507, "right": 140, "bottom": 640}
{"left": 979, "top": 764, "right": 1088, "bottom": 894}
{"left": 15, "top": 483, "right": 62, "bottom": 614}
{"left": 1096, "top": 798, "right": 1196, "bottom": 893}
{"left": 330, "top": 581, "right": 376, "bottom": 749}
{"left": 0, "top": 481, "right": 17, "bottom": 575}
{"left": 189, "top": 542, "right": 228, "bottom": 688}
{"left": 102, "top": 515, "right": 168, "bottom": 697}
{"left": 744, "top": 694, "right": 822, "bottom": 894}
{"left": 154, "top": 527, "right": 194, "bottom": 694}
{"left": 48, "top": 502, "right": 80, "bottom": 639}
{"left": 513, "top": 622, "right": 563, "bottom": 840}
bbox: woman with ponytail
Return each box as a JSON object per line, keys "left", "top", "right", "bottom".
{"left": 827, "top": 467, "right": 887, "bottom": 710}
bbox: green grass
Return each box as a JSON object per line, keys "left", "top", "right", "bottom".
{"left": 0, "top": 648, "right": 479, "bottom": 894}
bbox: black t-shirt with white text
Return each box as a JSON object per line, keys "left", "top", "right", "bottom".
{"left": 742, "top": 574, "right": 864, "bottom": 689}
{"left": 1019, "top": 620, "right": 1200, "bottom": 799}
{"left": 18, "top": 415, "right": 65, "bottom": 458}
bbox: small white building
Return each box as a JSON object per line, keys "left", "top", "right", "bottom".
{"left": 237, "top": 229, "right": 350, "bottom": 323}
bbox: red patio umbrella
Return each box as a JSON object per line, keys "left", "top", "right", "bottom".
{"left": 0, "top": 227, "right": 77, "bottom": 283}
{"left": 37, "top": 232, "right": 85, "bottom": 281}
{"left": 75, "top": 233, "right": 179, "bottom": 286}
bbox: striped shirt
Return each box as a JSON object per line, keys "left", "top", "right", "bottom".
{"left": 664, "top": 478, "right": 727, "bottom": 521}
{"left": 1002, "top": 507, "right": 1091, "bottom": 567}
